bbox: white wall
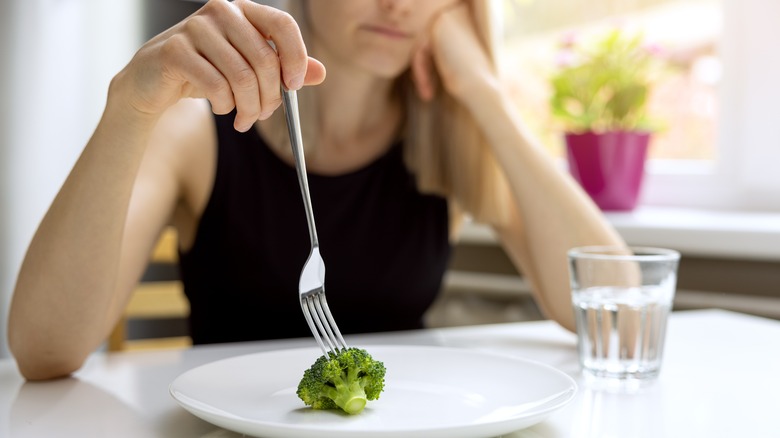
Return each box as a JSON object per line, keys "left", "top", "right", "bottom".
{"left": 0, "top": 0, "right": 143, "bottom": 359}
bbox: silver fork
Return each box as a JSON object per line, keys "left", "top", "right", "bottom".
{"left": 281, "top": 88, "right": 348, "bottom": 357}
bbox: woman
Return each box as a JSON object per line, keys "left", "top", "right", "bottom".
{"left": 8, "top": 0, "right": 624, "bottom": 380}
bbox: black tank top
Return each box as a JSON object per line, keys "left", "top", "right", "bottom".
{"left": 178, "top": 112, "right": 452, "bottom": 344}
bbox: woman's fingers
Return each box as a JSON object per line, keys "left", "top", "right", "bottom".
{"left": 205, "top": 0, "right": 326, "bottom": 129}
{"left": 188, "top": 15, "right": 265, "bottom": 130}
{"left": 411, "top": 39, "right": 436, "bottom": 102}
{"left": 303, "top": 57, "right": 327, "bottom": 87}
{"left": 236, "top": 0, "right": 308, "bottom": 90}
{"left": 156, "top": 34, "right": 236, "bottom": 115}
{"left": 219, "top": 2, "right": 286, "bottom": 125}
{"left": 425, "top": 3, "right": 492, "bottom": 101}
{"left": 237, "top": 1, "right": 326, "bottom": 86}
{"left": 121, "top": 0, "right": 326, "bottom": 128}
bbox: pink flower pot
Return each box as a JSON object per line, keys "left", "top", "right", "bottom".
{"left": 565, "top": 131, "right": 650, "bottom": 211}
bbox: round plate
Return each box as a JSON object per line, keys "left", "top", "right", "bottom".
{"left": 169, "top": 345, "right": 576, "bottom": 438}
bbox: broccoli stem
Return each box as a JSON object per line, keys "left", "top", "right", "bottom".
{"left": 324, "top": 373, "right": 369, "bottom": 415}
{"left": 340, "top": 394, "right": 367, "bottom": 415}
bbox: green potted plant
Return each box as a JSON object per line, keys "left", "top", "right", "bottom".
{"left": 549, "top": 27, "right": 664, "bottom": 211}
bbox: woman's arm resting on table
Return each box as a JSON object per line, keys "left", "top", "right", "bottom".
{"left": 7, "top": 0, "right": 324, "bottom": 380}
{"left": 7, "top": 94, "right": 174, "bottom": 380}
{"left": 470, "top": 91, "right": 623, "bottom": 332}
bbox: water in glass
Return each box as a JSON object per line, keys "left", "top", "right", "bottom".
{"left": 573, "top": 285, "right": 672, "bottom": 381}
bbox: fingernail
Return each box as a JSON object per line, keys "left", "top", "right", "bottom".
{"left": 236, "top": 121, "right": 252, "bottom": 132}
{"left": 288, "top": 74, "right": 304, "bottom": 90}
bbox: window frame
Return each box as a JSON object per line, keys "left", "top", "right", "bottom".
{"left": 496, "top": 0, "right": 780, "bottom": 213}
{"left": 641, "top": 0, "right": 780, "bottom": 212}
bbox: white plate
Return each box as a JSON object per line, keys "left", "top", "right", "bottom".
{"left": 169, "top": 345, "right": 576, "bottom": 438}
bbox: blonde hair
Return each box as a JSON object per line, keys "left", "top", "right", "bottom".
{"left": 267, "top": 0, "right": 511, "bottom": 231}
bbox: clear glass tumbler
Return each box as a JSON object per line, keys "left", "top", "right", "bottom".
{"left": 568, "top": 246, "right": 681, "bottom": 383}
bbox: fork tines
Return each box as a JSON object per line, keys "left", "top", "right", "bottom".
{"left": 300, "top": 292, "right": 348, "bottom": 357}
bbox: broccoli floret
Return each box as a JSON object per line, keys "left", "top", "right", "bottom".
{"left": 296, "top": 347, "right": 386, "bottom": 415}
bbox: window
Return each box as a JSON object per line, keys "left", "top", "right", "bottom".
{"left": 497, "top": 0, "right": 780, "bottom": 211}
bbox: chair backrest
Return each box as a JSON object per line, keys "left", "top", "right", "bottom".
{"left": 107, "top": 227, "right": 191, "bottom": 351}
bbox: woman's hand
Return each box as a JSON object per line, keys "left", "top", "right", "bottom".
{"left": 113, "top": 0, "right": 326, "bottom": 132}
{"left": 411, "top": 3, "right": 496, "bottom": 104}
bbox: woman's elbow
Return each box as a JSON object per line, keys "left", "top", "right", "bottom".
{"left": 8, "top": 327, "right": 87, "bottom": 381}
{"left": 535, "top": 289, "right": 577, "bottom": 333}
{"left": 551, "top": 310, "right": 576, "bottom": 334}
{"left": 15, "top": 358, "right": 82, "bottom": 381}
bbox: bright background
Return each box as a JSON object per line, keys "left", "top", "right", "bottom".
{"left": 0, "top": 1, "right": 143, "bottom": 359}
{"left": 2, "top": 0, "right": 779, "bottom": 359}
{"left": 497, "top": 0, "right": 780, "bottom": 211}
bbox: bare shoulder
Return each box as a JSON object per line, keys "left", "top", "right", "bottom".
{"left": 142, "top": 98, "right": 217, "bottom": 242}
{"left": 150, "top": 98, "right": 215, "bottom": 161}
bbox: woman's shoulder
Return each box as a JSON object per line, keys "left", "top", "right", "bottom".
{"left": 145, "top": 98, "right": 217, "bottom": 240}
{"left": 153, "top": 98, "right": 215, "bottom": 149}
{"left": 147, "top": 98, "right": 216, "bottom": 185}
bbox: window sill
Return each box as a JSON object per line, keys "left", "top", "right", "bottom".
{"left": 459, "top": 206, "right": 780, "bottom": 262}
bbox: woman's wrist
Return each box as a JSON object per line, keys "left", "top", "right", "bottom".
{"left": 103, "top": 74, "right": 164, "bottom": 134}
{"left": 456, "top": 72, "right": 503, "bottom": 117}
{"left": 453, "top": 73, "right": 513, "bottom": 127}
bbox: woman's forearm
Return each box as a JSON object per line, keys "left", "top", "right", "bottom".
{"left": 461, "top": 79, "right": 625, "bottom": 330}
{"left": 8, "top": 87, "right": 160, "bottom": 380}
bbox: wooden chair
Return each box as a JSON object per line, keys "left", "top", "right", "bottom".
{"left": 107, "top": 227, "right": 191, "bottom": 351}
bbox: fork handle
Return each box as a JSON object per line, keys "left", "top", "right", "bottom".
{"left": 282, "top": 88, "right": 319, "bottom": 247}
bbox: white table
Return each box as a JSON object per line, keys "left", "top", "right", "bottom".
{"left": 1, "top": 309, "right": 779, "bottom": 437}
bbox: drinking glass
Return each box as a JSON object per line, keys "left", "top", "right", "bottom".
{"left": 568, "top": 246, "right": 680, "bottom": 384}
